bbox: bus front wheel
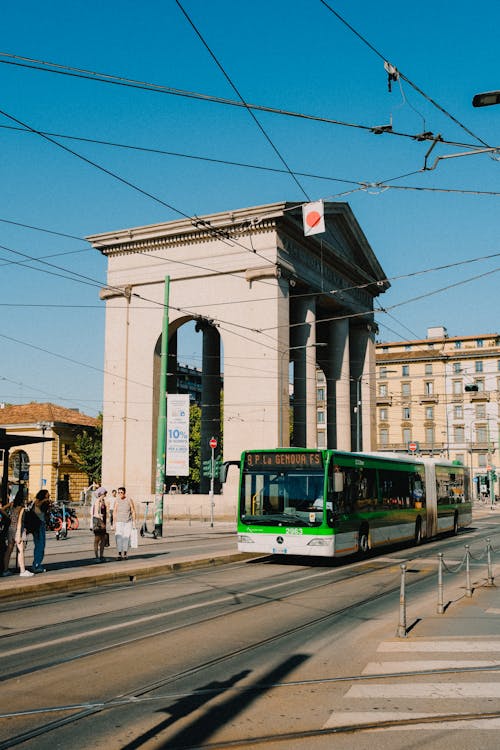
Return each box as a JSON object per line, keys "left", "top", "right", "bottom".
{"left": 358, "top": 527, "right": 370, "bottom": 554}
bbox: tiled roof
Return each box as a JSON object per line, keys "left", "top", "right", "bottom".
{"left": 0, "top": 402, "right": 97, "bottom": 428}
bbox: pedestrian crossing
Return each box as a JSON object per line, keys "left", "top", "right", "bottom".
{"left": 323, "top": 637, "right": 500, "bottom": 732}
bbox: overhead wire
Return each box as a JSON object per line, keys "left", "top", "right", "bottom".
{"left": 174, "top": 0, "right": 311, "bottom": 201}
{"left": 317, "top": 0, "right": 491, "bottom": 148}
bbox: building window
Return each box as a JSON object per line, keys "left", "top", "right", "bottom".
{"left": 497, "top": 360, "right": 500, "bottom": 371}
{"left": 317, "top": 371, "right": 325, "bottom": 383}
{"left": 379, "top": 383, "right": 388, "bottom": 397}
{"left": 317, "top": 387, "right": 325, "bottom": 402}
{"left": 428, "top": 343, "right": 435, "bottom": 349}
{"left": 453, "top": 380, "right": 462, "bottom": 395}
{"left": 379, "top": 366, "right": 388, "bottom": 378}
{"left": 402, "top": 365, "right": 409, "bottom": 376}
{"left": 455, "top": 341, "right": 462, "bottom": 349}
{"left": 403, "top": 428, "right": 411, "bottom": 444}
{"left": 454, "top": 425, "right": 465, "bottom": 443}
{"left": 453, "top": 362, "right": 461, "bottom": 374}
{"left": 478, "top": 453, "right": 487, "bottom": 468}
{"left": 404, "top": 345, "right": 412, "bottom": 351}
{"left": 475, "top": 379, "right": 485, "bottom": 392}
{"left": 476, "top": 425, "right": 488, "bottom": 443}
{"left": 454, "top": 405, "right": 463, "bottom": 419}
{"left": 426, "top": 406, "right": 434, "bottom": 419}
{"left": 317, "top": 432, "right": 326, "bottom": 448}
{"left": 382, "top": 346, "right": 389, "bottom": 353}
{"left": 401, "top": 382, "right": 411, "bottom": 397}
{"left": 426, "top": 426, "right": 435, "bottom": 444}
{"left": 379, "top": 408, "right": 388, "bottom": 421}
{"left": 317, "top": 411, "right": 325, "bottom": 424}
{"left": 424, "top": 381, "right": 434, "bottom": 395}
{"left": 476, "top": 403, "right": 486, "bottom": 419}
{"left": 425, "top": 363, "right": 433, "bottom": 375}
{"left": 403, "top": 407, "right": 411, "bottom": 420}
{"left": 379, "top": 428, "right": 389, "bottom": 446}
{"left": 455, "top": 454, "right": 465, "bottom": 465}
{"left": 477, "top": 339, "right": 484, "bottom": 348}
{"left": 475, "top": 361, "right": 483, "bottom": 373}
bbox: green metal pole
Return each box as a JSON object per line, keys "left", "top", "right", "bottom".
{"left": 154, "top": 276, "right": 170, "bottom": 536}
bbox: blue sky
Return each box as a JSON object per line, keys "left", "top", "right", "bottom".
{"left": 1, "top": 0, "right": 499, "bottom": 416}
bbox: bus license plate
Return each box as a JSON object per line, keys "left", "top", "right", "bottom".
{"left": 272, "top": 547, "right": 288, "bottom": 554}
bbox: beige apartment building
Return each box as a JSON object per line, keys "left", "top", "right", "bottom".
{"left": 375, "top": 326, "right": 500, "bottom": 500}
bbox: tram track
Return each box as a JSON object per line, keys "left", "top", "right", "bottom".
{"left": 2, "top": 526, "right": 498, "bottom": 749}
{"left": 0, "top": 556, "right": 440, "bottom": 749}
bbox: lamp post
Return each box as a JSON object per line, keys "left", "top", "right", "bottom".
{"left": 279, "top": 343, "right": 327, "bottom": 446}
{"left": 37, "top": 421, "right": 52, "bottom": 489}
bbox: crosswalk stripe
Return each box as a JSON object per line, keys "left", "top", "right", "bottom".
{"left": 346, "top": 683, "right": 500, "bottom": 698}
{"left": 323, "top": 713, "right": 500, "bottom": 730}
{"left": 378, "top": 640, "right": 500, "bottom": 652}
{"left": 363, "top": 659, "right": 500, "bottom": 674}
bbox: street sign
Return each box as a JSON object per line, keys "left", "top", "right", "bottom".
{"left": 408, "top": 441, "right": 418, "bottom": 453}
{"left": 209, "top": 437, "right": 217, "bottom": 449}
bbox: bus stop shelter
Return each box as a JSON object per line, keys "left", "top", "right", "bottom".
{"left": 0, "top": 428, "right": 54, "bottom": 504}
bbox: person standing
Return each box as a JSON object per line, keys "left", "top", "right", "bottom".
{"left": 109, "top": 489, "right": 117, "bottom": 526}
{"left": 112, "top": 487, "right": 136, "bottom": 560}
{"left": 91, "top": 487, "right": 109, "bottom": 562}
{"left": 32, "top": 489, "right": 50, "bottom": 574}
{"left": 2, "top": 494, "right": 34, "bottom": 577}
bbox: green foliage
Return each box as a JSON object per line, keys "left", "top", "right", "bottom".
{"left": 73, "top": 414, "right": 102, "bottom": 483}
{"left": 188, "top": 402, "right": 201, "bottom": 490}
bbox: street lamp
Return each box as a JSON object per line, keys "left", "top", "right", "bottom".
{"left": 472, "top": 91, "right": 500, "bottom": 108}
{"left": 279, "top": 343, "right": 327, "bottom": 446}
{"left": 37, "top": 421, "right": 52, "bottom": 489}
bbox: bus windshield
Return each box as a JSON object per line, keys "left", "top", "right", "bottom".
{"left": 240, "top": 451, "right": 325, "bottom": 527}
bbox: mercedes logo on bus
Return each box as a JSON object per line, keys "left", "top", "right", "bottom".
{"left": 276, "top": 536, "right": 284, "bottom": 544}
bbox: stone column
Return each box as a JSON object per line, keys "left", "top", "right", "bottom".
{"left": 326, "top": 319, "right": 351, "bottom": 449}
{"left": 349, "top": 323, "right": 376, "bottom": 451}
{"left": 292, "top": 297, "right": 317, "bottom": 448}
{"left": 196, "top": 322, "right": 221, "bottom": 494}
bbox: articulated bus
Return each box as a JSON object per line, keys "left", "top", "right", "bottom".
{"left": 236, "top": 449, "right": 471, "bottom": 557}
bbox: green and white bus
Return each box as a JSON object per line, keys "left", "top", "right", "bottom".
{"left": 237, "top": 449, "right": 471, "bottom": 557}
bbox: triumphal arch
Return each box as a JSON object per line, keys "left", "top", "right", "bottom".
{"left": 88, "top": 201, "right": 388, "bottom": 510}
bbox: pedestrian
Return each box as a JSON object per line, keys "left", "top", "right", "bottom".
{"left": 112, "top": 486, "right": 136, "bottom": 560}
{"left": 91, "top": 487, "right": 109, "bottom": 562}
{"left": 0, "top": 501, "right": 10, "bottom": 574}
{"left": 109, "top": 489, "right": 117, "bottom": 525}
{"left": 31, "top": 489, "right": 51, "bottom": 574}
{"left": 2, "top": 493, "right": 34, "bottom": 577}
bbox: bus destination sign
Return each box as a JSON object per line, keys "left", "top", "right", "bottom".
{"left": 245, "top": 451, "right": 323, "bottom": 470}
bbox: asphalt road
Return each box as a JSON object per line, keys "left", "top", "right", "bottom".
{"left": 2, "top": 512, "right": 500, "bottom": 750}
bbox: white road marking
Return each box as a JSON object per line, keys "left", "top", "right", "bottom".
{"left": 363, "top": 659, "right": 500, "bottom": 674}
{"left": 378, "top": 640, "right": 500, "bottom": 652}
{"left": 323, "top": 712, "right": 500, "bottom": 730}
{"left": 346, "top": 682, "right": 500, "bottom": 698}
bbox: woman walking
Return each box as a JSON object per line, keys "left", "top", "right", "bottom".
{"left": 112, "top": 487, "right": 136, "bottom": 560}
{"left": 91, "top": 487, "right": 109, "bottom": 562}
{"left": 2, "top": 493, "right": 34, "bottom": 577}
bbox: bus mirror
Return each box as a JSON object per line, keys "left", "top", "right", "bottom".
{"left": 220, "top": 460, "right": 240, "bottom": 483}
{"left": 333, "top": 473, "right": 344, "bottom": 492}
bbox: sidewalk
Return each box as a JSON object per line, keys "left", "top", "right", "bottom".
{"left": 0, "top": 519, "right": 242, "bottom": 601}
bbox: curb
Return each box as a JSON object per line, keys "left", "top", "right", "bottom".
{"left": 0, "top": 552, "right": 261, "bottom": 603}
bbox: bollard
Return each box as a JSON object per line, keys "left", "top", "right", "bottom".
{"left": 465, "top": 545, "right": 472, "bottom": 597}
{"left": 397, "top": 563, "right": 407, "bottom": 638}
{"left": 486, "top": 538, "right": 494, "bottom": 586}
{"left": 437, "top": 553, "right": 444, "bottom": 614}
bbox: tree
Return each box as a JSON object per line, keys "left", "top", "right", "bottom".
{"left": 73, "top": 414, "right": 102, "bottom": 483}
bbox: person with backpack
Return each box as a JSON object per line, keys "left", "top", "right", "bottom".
{"left": 2, "top": 493, "right": 33, "bottom": 577}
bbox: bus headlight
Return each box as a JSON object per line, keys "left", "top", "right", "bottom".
{"left": 306, "top": 538, "right": 330, "bottom": 546}
{"left": 238, "top": 534, "right": 254, "bottom": 543}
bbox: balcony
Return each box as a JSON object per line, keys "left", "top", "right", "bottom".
{"left": 376, "top": 395, "right": 393, "bottom": 406}
{"left": 419, "top": 394, "right": 439, "bottom": 404}
{"left": 376, "top": 442, "right": 446, "bottom": 454}
{"left": 470, "top": 391, "right": 490, "bottom": 402}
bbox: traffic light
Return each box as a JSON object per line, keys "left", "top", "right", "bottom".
{"left": 464, "top": 384, "right": 479, "bottom": 392}
{"left": 202, "top": 460, "right": 212, "bottom": 477}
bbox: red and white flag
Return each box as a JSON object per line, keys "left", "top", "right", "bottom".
{"left": 302, "top": 200, "right": 325, "bottom": 236}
